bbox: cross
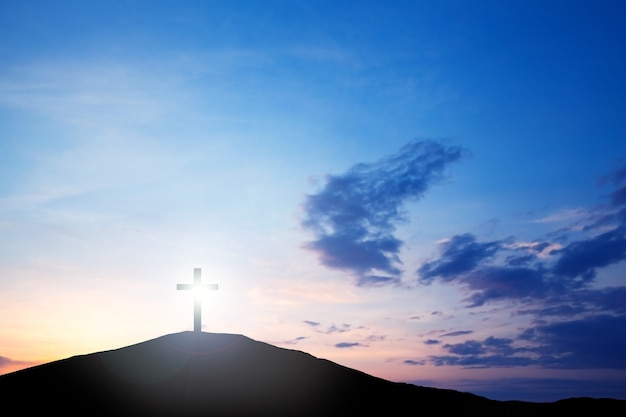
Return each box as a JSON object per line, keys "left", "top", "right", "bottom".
{"left": 177, "top": 268, "right": 219, "bottom": 332}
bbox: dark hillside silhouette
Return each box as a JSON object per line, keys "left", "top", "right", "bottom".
{"left": 0, "top": 332, "right": 623, "bottom": 415}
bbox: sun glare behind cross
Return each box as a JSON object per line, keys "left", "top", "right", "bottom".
{"left": 177, "top": 268, "right": 219, "bottom": 332}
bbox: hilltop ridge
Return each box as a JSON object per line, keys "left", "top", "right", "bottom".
{"left": 1, "top": 331, "right": 623, "bottom": 415}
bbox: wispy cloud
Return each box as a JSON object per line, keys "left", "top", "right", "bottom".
{"left": 441, "top": 330, "right": 474, "bottom": 337}
{"left": 283, "top": 336, "right": 308, "bottom": 345}
{"left": 531, "top": 208, "right": 589, "bottom": 224}
{"left": 0, "top": 60, "right": 174, "bottom": 127}
{"left": 302, "top": 140, "right": 467, "bottom": 287}
{"left": 303, "top": 321, "right": 352, "bottom": 335}
{"left": 335, "top": 342, "right": 365, "bottom": 349}
{"left": 0, "top": 355, "right": 37, "bottom": 375}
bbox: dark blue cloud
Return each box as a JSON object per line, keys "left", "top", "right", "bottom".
{"left": 441, "top": 330, "right": 473, "bottom": 337}
{"left": 582, "top": 286, "right": 626, "bottom": 314}
{"left": 302, "top": 140, "right": 467, "bottom": 286}
{"left": 521, "top": 314, "right": 626, "bottom": 369}
{"left": 417, "top": 234, "right": 558, "bottom": 306}
{"left": 424, "top": 339, "right": 440, "bottom": 345}
{"left": 426, "top": 335, "right": 535, "bottom": 368}
{"left": 303, "top": 320, "right": 320, "bottom": 327}
{"left": 417, "top": 166, "right": 626, "bottom": 309}
{"left": 422, "top": 315, "right": 626, "bottom": 370}
{"left": 305, "top": 234, "right": 402, "bottom": 278}
{"left": 515, "top": 304, "right": 587, "bottom": 317}
{"left": 461, "top": 266, "right": 551, "bottom": 307}
{"left": 410, "top": 165, "right": 626, "bottom": 374}
{"left": 419, "top": 234, "right": 504, "bottom": 283}
{"left": 404, "top": 359, "right": 426, "bottom": 365}
{"left": 440, "top": 336, "right": 522, "bottom": 359}
{"left": 417, "top": 228, "right": 626, "bottom": 307}
{"left": 416, "top": 286, "right": 626, "bottom": 370}
{"left": 430, "top": 354, "right": 534, "bottom": 368}
{"left": 443, "top": 340, "right": 484, "bottom": 355}
{"left": 417, "top": 233, "right": 564, "bottom": 306}
{"left": 484, "top": 336, "right": 515, "bottom": 349}
{"left": 552, "top": 226, "right": 626, "bottom": 282}
{"left": 516, "top": 286, "right": 626, "bottom": 317}
{"left": 335, "top": 342, "right": 363, "bottom": 348}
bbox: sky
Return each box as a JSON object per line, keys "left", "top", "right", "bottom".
{"left": 1, "top": 0, "right": 626, "bottom": 402}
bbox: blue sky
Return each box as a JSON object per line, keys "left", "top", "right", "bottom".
{"left": 1, "top": 0, "right": 626, "bottom": 402}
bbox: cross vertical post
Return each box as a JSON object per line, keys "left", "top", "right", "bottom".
{"left": 177, "top": 268, "right": 219, "bottom": 333}
{"left": 192, "top": 268, "right": 202, "bottom": 332}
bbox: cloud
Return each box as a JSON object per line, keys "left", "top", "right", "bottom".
{"left": 441, "top": 330, "right": 473, "bottom": 337}
{"left": 418, "top": 234, "right": 504, "bottom": 283}
{"left": 283, "top": 336, "right": 308, "bottom": 345}
{"left": 335, "top": 342, "right": 364, "bottom": 349}
{"left": 417, "top": 217, "right": 626, "bottom": 307}
{"left": 461, "top": 266, "right": 551, "bottom": 307}
{"left": 302, "top": 140, "right": 467, "bottom": 286}
{"left": 430, "top": 354, "right": 534, "bottom": 368}
{"left": 411, "top": 165, "right": 626, "bottom": 372}
{"left": 419, "top": 291, "right": 626, "bottom": 370}
{"left": 532, "top": 208, "right": 589, "bottom": 224}
{"left": 326, "top": 323, "right": 351, "bottom": 334}
{"left": 0, "top": 355, "right": 35, "bottom": 374}
{"left": 426, "top": 315, "right": 626, "bottom": 370}
{"left": 443, "top": 340, "right": 484, "bottom": 355}
{"left": 424, "top": 339, "right": 440, "bottom": 345}
{"left": 0, "top": 356, "right": 15, "bottom": 368}
{"left": 364, "top": 335, "right": 386, "bottom": 342}
{"left": 428, "top": 336, "right": 534, "bottom": 368}
{"left": 521, "top": 314, "right": 626, "bottom": 369}
{"left": 417, "top": 234, "right": 565, "bottom": 306}
{"left": 579, "top": 286, "right": 626, "bottom": 314}
{"left": 552, "top": 226, "right": 626, "bottom": 282}
{"left": 304, "top": 321, "right": 352, "bottom": 334}
{"left": 404, "top": 359, "right": 426, "bottom": 365}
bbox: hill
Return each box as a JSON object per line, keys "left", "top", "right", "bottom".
{"left": 0, "top": 331, "right": 623, "bottom": 415}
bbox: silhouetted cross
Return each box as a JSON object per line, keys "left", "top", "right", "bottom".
{"left": 177, "top": 268, "right": 219, "bottom": 332}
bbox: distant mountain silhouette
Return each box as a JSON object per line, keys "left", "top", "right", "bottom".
{"left": 1, "top": 331, "right": 624, "bottom": 415}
